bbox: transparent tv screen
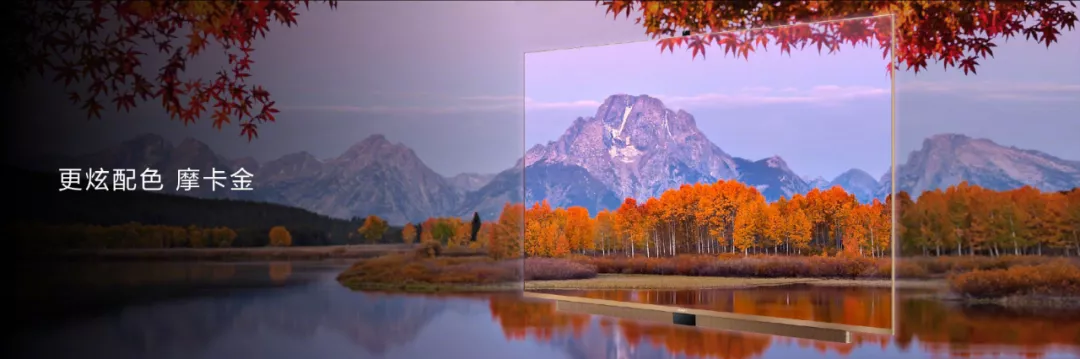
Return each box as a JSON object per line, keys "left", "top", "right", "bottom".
{"left": 520, "top": 15, "right": 897, "bottom": 342}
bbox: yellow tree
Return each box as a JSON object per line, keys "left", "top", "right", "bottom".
{"left": 1039, "top": 192, "right": 1069, "bottom": 254}
{"left": 595, "top": 209, "right": 615, "bottom": 256}
{"left": 452, "top": 219, "right": 471, "bottom": 248}
{"left": 491, "top": 203, "right": 524, "bottom": 260}
{"left": 787, "top": 208, "right": 813, "bottom": 255}
{"left": 1001, "top": 188, "right": 1034, "bottom": 255}
{"left": 1064, "top": 189, "right": 1080, "bottom": 256}
{"left": 401, "top": 223, "right": 417, "bottom": 245}
{"left": 358, "top": 215, "right": 389, "bottom": 244}
{"left": 475, "top": 222, "right": 494, "bottom": 250}
{"left": 525, "top": 201, "right": 553, "bottom": 256}
{"left": 733, "top": 201, "right": 765, "bottom": 256}
{"left": 870, "top": 199, "right": 892, "bottom": 258}
{"left": 614, "top": 198, "right": 643, "bottom": 257}
{"left": 699, "top": 181, "right": 738, "bottom": 253}
{"left": 420, "top": 218, "right": 436, "bottom": 244}
{"left": 269, "top": 226, "right": 292, "bottom": 247}
{"left": 641, "top": 198, "right": 661, "bottom": 257}
{"left": 761, "top": 202, "right": 782, "bottom": 255}
{"left": 551, "top": 207, "right": 570, "bottom": 256}
{"left": 565, "top": 206, "right": 595, "bottom": 255}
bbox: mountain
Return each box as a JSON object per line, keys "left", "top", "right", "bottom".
{"left": 804, "top": 175, "right": 831, "bottom": 190}
{"left": 877, "top": 133, "right": 1080, "bottom": 198}
{"left": 251, "top": 134, "right": 463, "bottom": 225}
{"left": 48, "top": 134, "right": 462, "bottom": 225}
{"left": 448, "top": 172, "right": 497, "bottom": 193}
{"left": 468, "top": 94, "right": 747, "bottom": 210}
{"left": 731, "top": 156, "right": 811, "bottom": 202}
{"left": 468, "top": 94, "right": 823, "bottom": 207}
{"left": 29, "top": 94, "right": 1080, "bottom": 224}
{"left": 523, "top": 94, "right": 740, "bottom": 200}
{"left": 458, "top": 163, "right": 623, "bottom": 220}
{"left": 830, "top": 168, "right": 880, "bottom": 203}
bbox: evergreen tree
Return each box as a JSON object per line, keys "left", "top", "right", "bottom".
{"left": 470, "top": 212, "right": 482, "bottom": 242}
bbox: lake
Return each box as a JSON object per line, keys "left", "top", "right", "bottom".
{"left": 14, "top": 261, "right": 1080, "bottom": 359}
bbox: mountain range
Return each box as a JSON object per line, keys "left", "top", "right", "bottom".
{"left": 26, "top": 94, "right": 1080, "bottom": 225}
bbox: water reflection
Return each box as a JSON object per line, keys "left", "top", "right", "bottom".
{"left": 14, "top": 262, "right": 1080, "bottom": 359}
{"left": 494, "top": 293, "right": 1080, "bottom": 359}
{"left": 532, "top": 285, "right": 895, "bottom": 329}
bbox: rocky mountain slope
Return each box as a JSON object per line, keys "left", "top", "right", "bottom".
{"left": 877, "top": 133, "right": 1080, "bottom": 199}
{"left": 36, "top": 95, "right": 1080, "bottom": 224}
{"left": 830, "top": 168, "right": 881, "bottom": 203}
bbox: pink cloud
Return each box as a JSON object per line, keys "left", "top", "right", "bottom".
{"left": 281, "top": 95, "right": 599, "bottom": 115}
{"left": 900, "top": 80, "right": 1080, "bottom": 102}
{"left": 653, "top": 85, "right": 888, "bottom": 109}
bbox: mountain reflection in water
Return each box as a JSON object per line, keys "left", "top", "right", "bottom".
{"left": 14, "top": 261, "right": 1080, "bottom": 359}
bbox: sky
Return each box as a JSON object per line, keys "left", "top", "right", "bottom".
{"left": 11, "top": 1, "right": 1080, "bottom": 181}
{"left": 524, "top": 18, "right": 892, "bottom": 179}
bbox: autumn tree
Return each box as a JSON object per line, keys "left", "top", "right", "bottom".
{"left": 733, "top": 200, "right": 765, "bottom": 256}
{"left": 401, "top": 223, "right": 417, "bottom": 245}
{"left": 614, "top": 198, "right": 643, "bottom": 257}
{"left": 13, "top": 0, "right": 338, "bottom": 140}
{"left": 490, "top": 202, "right": 524, "bottom": 260}
{"left": 787, "top": 208, "right": 813, "bottom": 255}
{"left": 565, "top": 206, "right": 595, "bottom": 254}
{"left": 1065, "top": 189, "right": 1080, "bottom": 256}
{"left": 419, "top": 217, "right": 458, "bottom": 246}
{"left": 208, "top": 227, "right": 238, "bottom": 247}
{"left": 496, "top": 178, "right": 1075, "bottom": 259}
{"left": 452, "top": 218, "right": 472, "bottom": 248}
{"left": 598, "top": 1, "right": 1078, "bottom": 76}
{"left": 187, "top": 225, "right": 206, "bottom": 248}
{"left": 475, "top": 221, "right": 495, "bottom": 251}
{"left": 358, "top": 215, "right": 389, "bottom": 244}
{"left": 595, "top": 210, "right": 615, "bottom": 256}
{"left": 269, "top": 226, "right": 292, "bottom": 247}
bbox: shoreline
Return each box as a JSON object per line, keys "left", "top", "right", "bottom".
{"left": 22, "top": 245, "right": 416, "bottom": 262}
{"left": 337, "top": 274, "right": 950, "bottom": 293}
{"left": 521, "top": 274, "right": 949, "bottom": 290}
{"left": 340, "top": 274, "right": 1072, "bottom": 310}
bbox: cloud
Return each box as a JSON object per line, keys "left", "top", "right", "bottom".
{"left": 652, "top": 85, "right": 889, "bottom": 109}
{"left": 282, "top": 94, "right": 600, "bottom": 115}
{"left": 899, "top": 80, "right": 1080, "bottom": 102}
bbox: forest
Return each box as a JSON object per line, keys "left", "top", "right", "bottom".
{"left": 11, "top": 168, "right": 401, "bottom": 250}
{"left": 15, "top": 161, "right": 1080, "bottom": 261}
{"left": 455, "top": 181, "right": 1080, "bottom": 260}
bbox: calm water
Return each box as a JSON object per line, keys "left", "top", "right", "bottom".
{"left": 13, "top": 261, "right": 1080, "bottom": 359}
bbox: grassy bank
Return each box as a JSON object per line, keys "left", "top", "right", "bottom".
{"left": 44, "top": 244, "right": 425, "bottom": 261}
{"left": 337, "top": 249, "right": 1080, "bottom": 304}
{"left": 947, "top": 259, "right": 1080, "bottom": 307}
{"left": 336, "top": 243, "right": 596, "bottom": 292}
{"left": 566, "top": 254, "right": 1072, "bottom": 280}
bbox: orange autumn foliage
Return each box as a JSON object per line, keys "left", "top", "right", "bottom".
{"left": 464, "top": 180, "right": 1078, "bottom": 260}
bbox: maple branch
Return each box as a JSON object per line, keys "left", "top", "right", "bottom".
{"left": 11, "top": 0, "right": 337, "bottom": 141}
{"left": 598, "top": 0, "right": 1078, "bottom": 76}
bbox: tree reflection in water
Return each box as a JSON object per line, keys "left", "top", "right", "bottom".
{"left": 487, "top": 289, "right": 1080, "bottom": 359}
{"left": 531, "top": 285, "right": 895, "bottom": 329}
{"left": 16, "top": 262, "right": 1080, "bottom": 359}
